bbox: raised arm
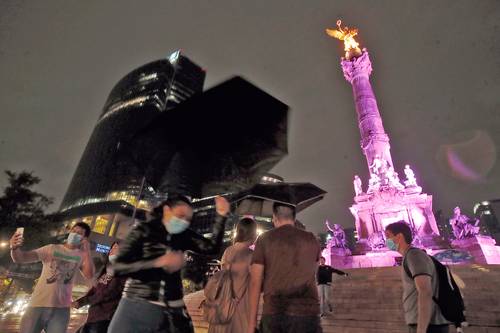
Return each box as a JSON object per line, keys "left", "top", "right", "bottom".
{"left": 185, "top": 196, "right": 229, "bottom": 255}
{"left": 330, "top": 266, "right": 348, "bottom": 276}
{"left": 10, "top": 232, "right": 38, "bottom": 263}
{"left": 185, "top": 214, "right": 227, "bottom": 255}
{"left": 80, "top": 238, "right": 95, "bottom": 280}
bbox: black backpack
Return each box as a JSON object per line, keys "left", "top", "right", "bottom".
{"left": 403, "top": 249, "right": 467, "bottom": 329}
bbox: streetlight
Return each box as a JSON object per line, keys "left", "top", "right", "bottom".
{"left": 0, "top": 241, "right": 9, "bottom": 248}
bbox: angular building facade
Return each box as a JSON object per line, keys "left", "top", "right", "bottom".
{"left": 58, "top": 51, "right": 205, "bottom": 248}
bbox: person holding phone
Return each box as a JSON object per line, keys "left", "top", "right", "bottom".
{"left": 10, "top": 222, "right": 95, "bottom": 333}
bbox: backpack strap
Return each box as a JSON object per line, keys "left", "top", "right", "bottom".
{"left": 402, "top": 247, "right": 419, "bottom": 279}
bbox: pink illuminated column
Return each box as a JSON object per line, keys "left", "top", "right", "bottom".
{"left": 341, "top": 50, "right": 394, "bottom": 175}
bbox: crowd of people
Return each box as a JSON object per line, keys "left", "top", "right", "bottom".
{"left": 9, "top": 195, "right": 452, "bottom": 333}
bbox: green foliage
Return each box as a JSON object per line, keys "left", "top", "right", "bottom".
{"left": 0, "top": 171, "right": 57, "bottom": 258}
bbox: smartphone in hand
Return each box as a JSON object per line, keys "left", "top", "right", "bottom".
{"left": 16, "top": 227, "right": 24, "bottom": 237}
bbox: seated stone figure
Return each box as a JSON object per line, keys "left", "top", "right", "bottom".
{"left": 449, "top": 206, "right": 480, "bottom": 240}
{"left": 325, "top": 221, "right": 352, "bottom": 256}
{"left": 326, "top": 221, "right": 348, "bottom": 249}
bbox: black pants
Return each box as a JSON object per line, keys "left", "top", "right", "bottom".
{"left": 260, "top": 314, "right": 322, "bottom": 333}
{"left": 408, "top": 324, "right": 449, "bottom": 333}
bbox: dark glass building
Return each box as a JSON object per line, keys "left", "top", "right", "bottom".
{"left": 474, "top": 200, "right": 500, "bottom": 242}
{"left": 58, "top": 51, "right": 205, "bottom": 247}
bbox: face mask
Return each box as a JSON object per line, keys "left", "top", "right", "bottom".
{"left": 67, "top": 233, "right": 82, "bottom": 246}
{"left": 108, "top": 254, "right": 118, "bottom": 262}
{"left": 386, "top": 238, "right": 398, "bottom": 251}
{"left": 166, "top": 216, "right": 190, "bottom": 234}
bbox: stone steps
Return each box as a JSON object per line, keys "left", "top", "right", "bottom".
{"left": 184, "top": 264, "right": 500, "bottom": 332}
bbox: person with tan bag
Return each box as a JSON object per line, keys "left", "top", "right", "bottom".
{"left": 205, "top": 217, "right": 257, "bottom": 333}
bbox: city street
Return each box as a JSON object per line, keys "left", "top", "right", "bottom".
{"left": 0, "top": 312, "right": 87, "bottom": 333}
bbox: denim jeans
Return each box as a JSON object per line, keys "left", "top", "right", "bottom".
{"left": 20, "top": 307, "right": 70, "bottom": 333}
{"left": 317, "top": 284, "right": 332, "bottom": 314}
{"left": 107, "top": 297, "right": 194, "bottom": 333}
{"left": 260, "top": 313, "right": 322, "bottom": 333}
{"left": 408, "top": 324, "right": 450, "bottom": 333}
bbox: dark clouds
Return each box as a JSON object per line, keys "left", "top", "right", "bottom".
{"left": 1, "top": 0, "right": 500, "bottom": 233}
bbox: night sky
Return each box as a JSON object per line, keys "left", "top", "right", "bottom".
{"left": 1, "top": 0, "right": 499, "bottom": 234}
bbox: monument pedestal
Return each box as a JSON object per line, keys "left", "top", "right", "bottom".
{"left": 351, "top": 187, "right": 443, "bottom": 252}
{"left": 451, "top": 235, "right": 500, "bottom": 265}
{"left": 331, "top": 250, "right": 399, "bottom": 269}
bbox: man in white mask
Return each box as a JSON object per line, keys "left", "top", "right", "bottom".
{"left": 109, "top": 194, "right": 230, "bottom": 333}
{"left": 10, "top": 222, "right": 95, "bottom": 333}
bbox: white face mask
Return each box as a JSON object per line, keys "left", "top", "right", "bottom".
{"left": 166, "top": 216, "right": 190, "bottom": 234}
{"left": 108, "top": 254, "right": 118, "bottom": 262}
{"left": 67, "top": 232, "right": 82, "bottom": 246}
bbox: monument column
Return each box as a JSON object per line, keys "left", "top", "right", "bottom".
{"left": 326, "top": 20, "right": 442, "bottom": 255}
{"left": 341, "top": 51, "right": 394, "bottom": 173}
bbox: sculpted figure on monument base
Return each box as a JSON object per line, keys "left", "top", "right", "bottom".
{"left": 449, "top": 206, "right": 480, "bottom": 240}
{"left": 325, "top": 220, "right": 349, "bottom": 250}
{"left": 369, "top": 154, "right": 383, "bottom": 175}
{"left": 368, "top": 231, "right": 386, "bottom": 250}
{"left": 353, "top": 175, "right": 363, "bottom": 196}
{"left": 367, "top": 173, "right": 381, "bottom": 193}
{"left": 404, "top": 164, "right": 418, "bottom": 187}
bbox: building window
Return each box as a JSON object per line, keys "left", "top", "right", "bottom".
{"left": 93, "top": 216, "right": 109, "bottom": 234}
{"left": 108, "top": 220, "right": 118, "bottom": 237}
{"left": 82, "top": 216, "right": 93, "bottom": 226}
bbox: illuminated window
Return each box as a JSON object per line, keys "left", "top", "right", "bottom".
{"left": 82, "top": 216, "right": 93, "bottom": 226}
{"left": 108, "top": 220, "right": 118, "bottom": 237}
{"left": 93, "top": 216, "right": 110, "bottom": 235}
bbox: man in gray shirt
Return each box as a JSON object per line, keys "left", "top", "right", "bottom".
{"left": 385, "top": 221, "right": 449, "bottom": 333}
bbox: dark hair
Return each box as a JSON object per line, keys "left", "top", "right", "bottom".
{"left": 97, "top": 241, "right": 120, "bottom": 278}
{"left": 152, "top": 194, "right": 192, "bottom": 218}
{"left": 272, "top": 202, "right": 296, "bottom": 220}
{"left": 72, "top": 222, "right": 91, "bottom": 237}
{"left": 234, "top": 217, "right": 257, "bottom": 244}
{"left": 320, "top": 256, "right": 326, "bottom": 261}
{"left": 109, "top": 241, "right": 120, "bottom": 252}
{"left": 385, "top": 221, "right": 413, "bottom": 244}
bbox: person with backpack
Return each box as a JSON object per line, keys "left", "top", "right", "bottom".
{"left": 384, "top": 221, "right": 450, "bottom": 333}
{"left": 205, "top": 217, "right": 257, "bottom": 333}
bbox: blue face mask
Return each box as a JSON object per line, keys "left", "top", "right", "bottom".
{"left": 67, "top": 232, "right": 82, "bottom": 246}
{"left": 386, "top": 238, "right": 398, "bottom": 251}
{"left": 166, "top": 216, "right": 190, "bottom": 234}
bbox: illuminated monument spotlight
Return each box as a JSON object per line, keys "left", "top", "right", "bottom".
{"left": 326, "top": 21, "right": 445, "bottom": 266}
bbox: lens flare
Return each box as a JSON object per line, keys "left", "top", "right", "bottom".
{"left": 436, "top": 130, "right": 496, "bottom": 182}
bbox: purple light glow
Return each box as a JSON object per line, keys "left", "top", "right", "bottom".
{"left": 437, "top": 130, "right": 496, "bottom": 183}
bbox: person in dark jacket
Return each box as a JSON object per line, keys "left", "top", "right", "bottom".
{"left": 317, "top": 256, "right": 348, "bottom": 316}
{"left": 73, "top": 242, "right": 126, "bottom": 333}
{"left": 108, "top": 194, "right": 230, "bottom": 333}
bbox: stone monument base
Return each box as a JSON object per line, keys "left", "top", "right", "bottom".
{"left": 330, "top": 250, "right": 398, "bottom": 269}
{"left": 331, "top": 235, "right": 500, "bottom": 269}
{"left": 451, "top": 235, "right": 500, "bottom": 265}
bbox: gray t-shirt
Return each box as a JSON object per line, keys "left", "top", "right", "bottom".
{"left": 402, "top": 248, "right": 449, "bottom": 325}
